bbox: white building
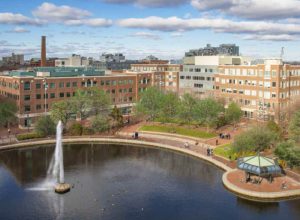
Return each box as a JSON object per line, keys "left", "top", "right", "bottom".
{"left": 55, "top": 54, "right": 89, "bottom": 67}
{"left": 179, "top": 55, "right": 248, "bottom": 98}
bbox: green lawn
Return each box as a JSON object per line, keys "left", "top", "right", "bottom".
{"left": 139, "top": 124, "right": 216, "bottom": 139}
{"left": 214, "top": 144, "right": 256, "bottom": 160}
{"left": 214, "top": 144, "right": 234, "bottom": 159}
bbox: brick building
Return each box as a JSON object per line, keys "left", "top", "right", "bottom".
{"left": 129, "top": 63, "right": 181, "bottom": 93}
{"left": 214, "top": 59, "right": 300, "bottom": 123}
{"left": 0, "top": 67, "right": 152, "bottom": 128}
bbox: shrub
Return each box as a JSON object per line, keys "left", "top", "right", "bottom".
{"left": 16, "top": 133, "right": 44, "bottom": 141}
{"left": 275, "top": 141, "right": 300, "bottom": 168}
{"left": 34, "top": 116, "right": 56, "bottom": 137}
{"left": 68, "top": 122, "right": 83, "bottom": 136}
{"left": 92, "top": 115, "right": 110, "bottom": 133}
{"left": 82, "top": 127, "right": 94, "bottom": 135}
{"left": 232, "top": 126, "right": 277, "bottom": 153}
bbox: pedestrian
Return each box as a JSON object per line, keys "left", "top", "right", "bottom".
{"left": 216, "top": 139, "right": 218, "bottom": 145}
{"left": 195, "top": 141, "right": 199, "bottom": 146}
{"left": 184, "top": 142, "right": 189, "bottom": 148}
{"left": 210, "top": 148, "right": 214, "bottom": 156}
{"left": 134, "top": 132, "right": 139, "bottom": 139}
{"left": 8, "top": 128, "right": 11, "bottom": 136}
{"left": 207, "top": 147, "right": 210, "bottom": 156}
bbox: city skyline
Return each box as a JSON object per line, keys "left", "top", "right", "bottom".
{"left": 1, "top": 0, "right": 300, "bottom": 60}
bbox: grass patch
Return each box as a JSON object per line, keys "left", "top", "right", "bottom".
{"left": 215, "top": 143, "right": 257, "bottom": 160}
{"left": 214, "top": 144, "right": 234, "bottom": 159}
{"left": 139, "top": 124, "right": 215, "bottom": 139}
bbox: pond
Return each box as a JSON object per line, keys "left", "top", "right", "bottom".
{"left": 0, "top": 143, "right": 299, "bottom": 220}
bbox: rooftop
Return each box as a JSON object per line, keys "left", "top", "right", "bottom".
{"left": 9, "top": 67, "right": 105, "bottom": 78}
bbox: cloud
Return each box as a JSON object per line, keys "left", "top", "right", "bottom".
{"left": 130, "top": 31, "right": 161, "bottom": 40}
{"left": 170, "top": 32, "right": 183, "bottom": 37}
{"left": 243, "top": 34, "right": 297, "bottom": 41}
{"left": 6, "top": 27, "right": 30, "bottom": 33}
{"left": 0, "top": 3, "right": 112, "bottom": 28}
{"left": 31, "top": 2, "right": 112, "bottom": 27}
{"left": 64, "top": 18, "right": 112, "bottom": 27}
{"left": 32, "top": 2, "right": 91, "bottom": 22}
{"left": 191, "top": 0, "right": 300, "bottom": 20}
{"left": 117, "top": 16, "right": 300, "bottom": 41}
{"left": 191, "top": 0, "right": 233, "bottom": 11}
{"left": 104, "top": 0, "right": 188, "bottom": 7}
{"left": 0, "top": 13, "right": 42, "bottom": 25}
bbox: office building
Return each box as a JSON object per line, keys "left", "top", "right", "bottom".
{"left": 0, "top": 67, "right": 153, "bottom": 128}
{"left": 214, "top": 58, "right": 300, "bottom": 123}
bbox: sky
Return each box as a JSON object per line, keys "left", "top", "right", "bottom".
{"left": 1, "top": 0, "right": 300, "bottom": 60}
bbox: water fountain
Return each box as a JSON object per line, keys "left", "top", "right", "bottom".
{"left": 48, "top": 120, "right": 70, "bottom": 194}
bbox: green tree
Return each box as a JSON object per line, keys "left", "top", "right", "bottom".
{"left": 178, "top": 93, "right": 197, "bottom": 125}
{"left": 70, "top": 89, "right": 91, "bottom": 120}
{"left": 92, "top": 115, "right": 110, "bottom": 132}
{"left": 88, "top": 87, "right": 111, "bottom": 116}
{"left": 136, "top": 87, "right": 164, "bottom": 121}
{"left": 159, "top": 92, "right": 179, "bottom": 123}
{"left": 0, "top": 98, "right": 18, "bottom": 127}
{"left": 275, "top": 141, "right": 300, "bottom": 168}
{"left": 233, "top": 126, "right": 277, "bottom": 153}
{"left": 225, "top": 102, "right": 242, "bottom": 126}
{"left": 34, "top": 115, "right": 56, "bottom": 137}
{"left": 194, "top": 98, "right": 224, "bottom": 129}
{"left": 110, "top": 106, "right": 123, "bottom": 127}
{"left": 50, "top": 100, "right": 71, "bottom": 125}
{"left": 289, "top": 110, "right": 300, "bottom": 142}
{"left": 267, "top": 120, "right": 282, "bottom": 138}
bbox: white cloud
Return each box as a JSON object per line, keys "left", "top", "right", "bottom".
{"left": 64, "top": 18, "right": 112, "bottom": 27}
{"left": 243, "top": 34, "right": 297, "bottom": 41}
{"left": 32, "top": 2, "right": 91, "bottom": 22}
{"left": 130, "top": 31, "right": 161, "bottom": 40}
{"left": 117, "top": 16, "right": 300, "bottom": 41}
{"left": 170, "top": 32, "right": 183, "bottom": 37}
{"left": 0, "top": 13, "right": 42, "bottom": 25}
{"left": 7, "top": 27, "right": 30, "bottom": 33}
{"left": 191, "top": 0, "right": 300, "bottom": 20}
{"left": 104, "top": 0, "right": 188, "bottom": 7}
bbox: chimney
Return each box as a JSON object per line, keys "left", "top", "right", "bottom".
{"left": 41, "top": 36, "right": 46, "bottom": 67}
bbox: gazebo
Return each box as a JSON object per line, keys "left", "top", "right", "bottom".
{"left": 237, "top": 154, "right": 282, "bottom": 183}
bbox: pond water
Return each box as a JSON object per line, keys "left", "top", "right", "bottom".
{"left": 0, "top": 143, "right": 299, "bottom": 220}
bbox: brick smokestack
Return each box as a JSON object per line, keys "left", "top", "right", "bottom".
{"left": 41, "top": 36, "right": 46, "bottom": 67}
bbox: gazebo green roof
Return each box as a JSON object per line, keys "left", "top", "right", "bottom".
{"left": 237, "top": 154, "right": 282, "bottom": 176}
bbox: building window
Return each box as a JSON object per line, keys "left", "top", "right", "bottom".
{"left": 180, "top": 76, "right": 184, "bottom": 79}
{"left": 129, "top": 88, "right": 133, "bottom": 93}
{"left": 50, "top": 83, "right": 55, "bottom": 89}
{"left": 36, "top": 94, "right": 41, "bottom": 99}
{"left": 106, "top": 80, "right": 110, "bottom": 86}
{"left": 66, "top": 82, "right": 71, "bottom": 88}
{"left": 60, "top": 93, "right": 64, "bottom": 98}
{"left": 101, "top": 81, "right": 104, "bottom": 86}
{"left": 194, "top": 83, "right": 203, "bottom": 88}
{"left": 43, "top": 94, "right": 48, "bottom": 99}
{"left": 24, "top": 81, "right": 30, "bottom": 90}
{"left": 50, "top": 93, "right": 55, "bottom": 99}
{"left": 59, "top": 82, "right": 64, "bottom": 88}
{"left": 36, "top": 83, "right": 41, "bottom": 89}
{"left": 72, "top": 82, "right": 77, "bottom": 87}
{"left": 24, "top": 105, "right": 31, "bottom": 112}
{"left": 112, "top": 89, "right": 116, "bottom": 94}
{"left": 272, "top": 82, "right": 276, "bottom": 87}
{"left": 36, "top": 104, "right": 42, "bottom": 110}
{"left": 24, "top": 95, "right": 30, "bottom": 101}
{"left": 67, "top": 92, "right": 71, "bottom": 97}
